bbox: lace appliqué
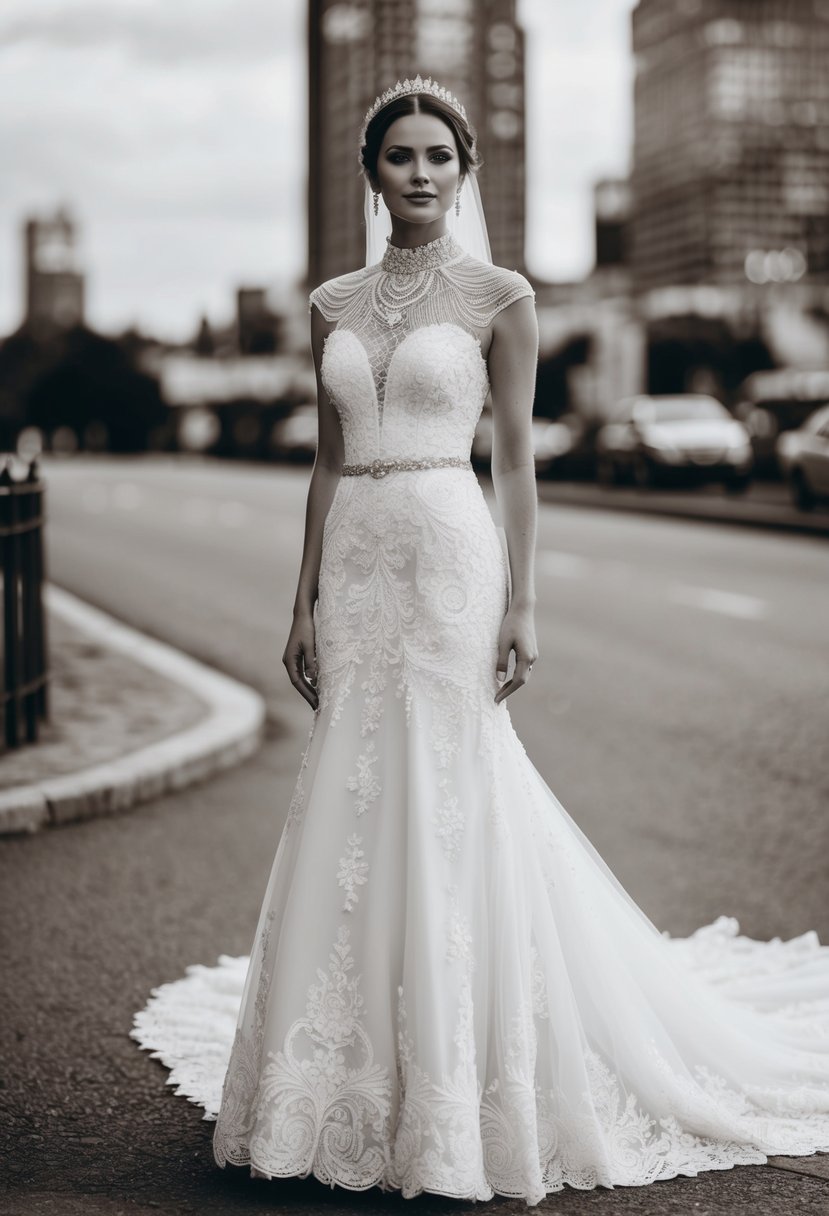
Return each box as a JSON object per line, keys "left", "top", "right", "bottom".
{"left": 284, "top": 719, "right": 318, "bottom": 832}
{"left": 213, "top": 909, "right": 277, "bottom": 1165}
{"left": 433, "top": 775, "right": 465, "bottom": 863}
{"left": 393, "top": 982, "right": 488, "bottom": 1199}
{"left": 446, "top": 885, "right": 474, "bottom": 968}
{"left": 238, "top": 924, "right": 394, "bottom": 1188}
{"left": 337, "top": 833, "right": 369, "bottom": 912}
{"left": 345, "top": 740, "right": 380, "bottom": 815}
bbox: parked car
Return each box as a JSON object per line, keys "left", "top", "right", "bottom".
{"left": 270, "top": 403, "right": 318, "bottom": 462}
{"left": 776, "top": 403, "right": 829, "bottom": 510}
{"left": 472, "top": 412, "right": 583, "bottom": 476}
{"left": 735, "top": 369, "right": 829, "bottom": 478}
{"left": 596, "top": 394, "right": 753, "bottom": 491}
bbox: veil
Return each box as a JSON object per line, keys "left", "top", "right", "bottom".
{"left": 363, "top": 173, "right": 493, "bottom": 268}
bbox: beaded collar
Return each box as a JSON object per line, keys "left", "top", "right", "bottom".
{"left": 380, "top": 231, "right": 465, "bottom": 275}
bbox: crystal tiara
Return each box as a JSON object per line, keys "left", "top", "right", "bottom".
{"left": 360, "top": 74, "right": 468, "bottom": 144}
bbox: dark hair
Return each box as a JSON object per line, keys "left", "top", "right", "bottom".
{"left": 359, "top": 92, "right": 482, "bottom": 189}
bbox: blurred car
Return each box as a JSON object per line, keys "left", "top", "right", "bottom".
{"left": 595, "top": 394, "right": 753, "bottom": 491}
{"left": 472, "top": 411, "right": 583, "bottom": 475}
{"left": 775, "top": 403, "right": 829, "bottom": 510}
{"left": 735, "top": 369, "right": 829, "bottom": 478}
{"left": 270, "top": 403, "right": 318, "bottom": 462}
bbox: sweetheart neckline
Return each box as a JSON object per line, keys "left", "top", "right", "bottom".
{"left": 321, "top": 323, "right": 489, "bottom": 398}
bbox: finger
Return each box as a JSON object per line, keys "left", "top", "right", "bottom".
{"left": 494, "top": 660, "right": 534, "bottom": 704}
{"left": 513, "top": 657, "right": 533, "bottom": 685}
{"left": 290, "top": 669, "right": 318, "bottom": 709}
{"left": 303, "top": 643, "right": 318, "bottom": 684}
{"left": 496, "top": 642, "right": 513, "bottom": 681}
{"left": 494, "top": 676, "right": 519, "bottom": 704}
{"left": 286, "top": 653, "right": 318, "bottom": 707}
{"left": 299, "top": 682, "right": 319, "bottom": 709}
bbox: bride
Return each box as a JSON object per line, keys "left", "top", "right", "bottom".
{"left": 132, "top": 76, "right": 829, "bottom": 1205}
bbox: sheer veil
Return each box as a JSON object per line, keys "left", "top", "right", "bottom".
{"left": 363, "top": 173, "right": 493, "bottom": 268}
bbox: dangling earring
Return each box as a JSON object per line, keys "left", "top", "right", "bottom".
{"left": 455, "top": 186, "right": 462, "bottom": 216}
{"left": 373, "top": 191, "right": 380, "bottom": 216}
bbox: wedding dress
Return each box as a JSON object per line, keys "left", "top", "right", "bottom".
{"left": 132, "top": 229, "right": 829, "bottom": 1205}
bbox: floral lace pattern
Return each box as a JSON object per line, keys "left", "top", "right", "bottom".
{"left": 133, "top": 233, "right": 829, "bottom": 1206}
{"left": 345, "top": 741, "right": 380, "bottom": 815}
{"left": 337, "top": 833, "right": 369, "bottom": 912}
{"left": 242, "top": 924, "right": 393, "bottom": 1187}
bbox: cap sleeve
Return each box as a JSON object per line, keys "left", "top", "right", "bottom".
{"left": 447, "top": 260, "right": 535, "bottom": 329}
{"left": 307, "top": 267, "right": 370, "bottom": 321}
{"left": 307, "top": 281, "right": 340, "bottom": 321}
{"left": 489, "top": 269, "right": 535, "bottom": 322}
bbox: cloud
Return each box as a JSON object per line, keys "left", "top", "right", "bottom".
{"left": 0, "top": 0, "right": 297, "bottom": 65}
{"left": 0, "top": 1, "right": 305, "bottom": 338}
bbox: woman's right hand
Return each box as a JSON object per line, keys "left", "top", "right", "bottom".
{"left": 282, "top": 611, "right": 318, "bottom": 710}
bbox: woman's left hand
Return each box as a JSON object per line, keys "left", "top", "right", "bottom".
{"left": 494, "top": 603, "right": 538, "bottom": 704}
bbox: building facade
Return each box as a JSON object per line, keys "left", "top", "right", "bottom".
{"left": 23, "top": 207, "right": 85, "bottom": 334}
{"left": 631, "top": 0, "right": 829, "bottom": 292}
{"left": 307, "top": 0, "right": 529, "bottom": 287}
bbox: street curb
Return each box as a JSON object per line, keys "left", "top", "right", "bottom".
{"left": 0, "top": 585, "right": 267, "bottom": 836}
{"left": 534, "top": 482, "right": 829, "bottom": 538}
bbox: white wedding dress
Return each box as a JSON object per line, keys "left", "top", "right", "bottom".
{"left": 132, "top": 230, "right": 829, "bottom": 1205}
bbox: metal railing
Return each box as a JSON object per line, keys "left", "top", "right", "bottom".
{"left": 0, "top": 457, "right": 49, "bottom": 749}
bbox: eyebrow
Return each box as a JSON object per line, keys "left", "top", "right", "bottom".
{"left": 385, "top": 144, "right": 453, "bottom": 152}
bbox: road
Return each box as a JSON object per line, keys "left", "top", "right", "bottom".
{"left": 2, "top": 453, "right": 828, "bottom": 1216}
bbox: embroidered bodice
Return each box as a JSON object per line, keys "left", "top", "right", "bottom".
{"left": 307, "top": 232, "right": 535, "bottom": 465}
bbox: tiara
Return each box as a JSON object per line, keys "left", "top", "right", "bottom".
{"left": 360, "top": 74, "right": 468, "bottom": 143}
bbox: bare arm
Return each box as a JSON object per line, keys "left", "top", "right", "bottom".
{"left": 487, "top": 293, "right": 540, "bottom": 704}
{"left": 281, "top": 302, "right": 344, "bottom": 710}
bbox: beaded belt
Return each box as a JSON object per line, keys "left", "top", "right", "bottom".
{"left": 341, "top": 456, "right": 472, "bottom": 479}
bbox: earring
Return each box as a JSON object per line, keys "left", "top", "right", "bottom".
{"left": 455, "top": 187, "right": 462, "bottom": 216}
{"left": 373, "top": 191, "right": 379, "bottom": 216}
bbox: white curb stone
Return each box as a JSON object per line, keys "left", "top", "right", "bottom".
{"left": 0, "top": 585, "right": 266, "bottom": 835}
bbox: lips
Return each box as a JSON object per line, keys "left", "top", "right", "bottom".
{"left": 405, "top": 193, "right": 435, "bottom": 199}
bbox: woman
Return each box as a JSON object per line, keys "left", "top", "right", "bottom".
{"left": 133, "top": 77, "right": 829, "bottom": 1205}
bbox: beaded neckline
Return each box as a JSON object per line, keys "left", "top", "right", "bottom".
{"left": 380, "top": 231, "right": 465, "bottom": 275}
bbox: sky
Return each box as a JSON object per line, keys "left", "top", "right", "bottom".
{"left": 0, "top": 0, "right": 636, "bottom": 341}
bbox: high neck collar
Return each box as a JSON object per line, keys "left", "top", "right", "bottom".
{"left": 380, "top": 230, "right": 464, "bottom": 275}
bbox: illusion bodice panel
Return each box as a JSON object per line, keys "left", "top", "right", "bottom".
{"left": 321, "top": 322, "right": 490, "bottom": 463}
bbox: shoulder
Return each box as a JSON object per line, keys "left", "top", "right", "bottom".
{"left": 448, "top": 254, "right": 535, "bottom": 321}
{"left": 486, "top": 260, "right": 535, "bottom": 303}
{"left": 307, "top": 265, "right": 376, "bottom": 319}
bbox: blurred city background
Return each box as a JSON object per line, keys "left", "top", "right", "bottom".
{"left": 2, "top": 0, "right": 829, "bottom": 506}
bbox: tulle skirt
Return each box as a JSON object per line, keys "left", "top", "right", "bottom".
{"left": 132, "top": 678, "right": 829, "bottom": 1205}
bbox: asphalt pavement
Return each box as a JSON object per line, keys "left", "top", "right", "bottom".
{"left": 2, "top": 454, "right": 828, "bottom": 1214}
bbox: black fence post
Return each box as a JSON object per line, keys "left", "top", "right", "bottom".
{"left": 0, "top": 455, "right": 49, "bottom": 750}
{"left": 1, "top": 460, "right": 21, "bottom": 748}
{"left": 29, "top": 458, "right": 49, "bottom": 722}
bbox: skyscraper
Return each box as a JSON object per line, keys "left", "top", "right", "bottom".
{"left": 631, "top": 0, "right": 829, "bottom": 292}
{"left": 307, "top": 0, "right": 529, "bottom": 287}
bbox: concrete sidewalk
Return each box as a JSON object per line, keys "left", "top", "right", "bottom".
{"left": 535, "top": 477, "right": 829, "bottom": 537}
{"left": 0, "top": 585, "right": 266, "bottom": 834}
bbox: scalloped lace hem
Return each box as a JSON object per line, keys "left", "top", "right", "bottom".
{"left": 213, "top": 1139, "right": 801, "bottom": 1207}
